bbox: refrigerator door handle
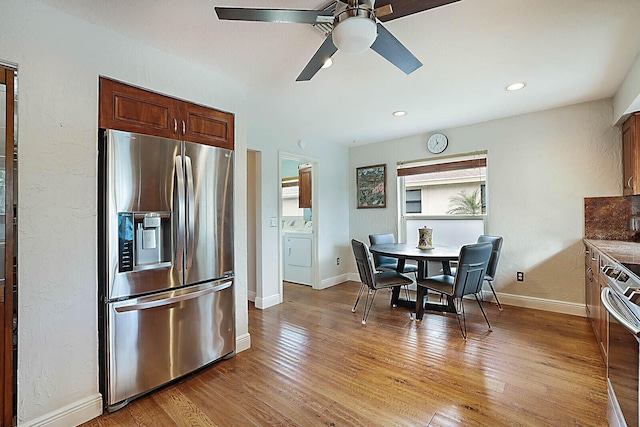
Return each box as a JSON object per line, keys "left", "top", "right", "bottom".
{"left": 114, "top": 280, "right": 233, "bottom": 312}
{"left": 174, "top": 156, "right": 186, "bottom": 271}
{"left": 185, "top": 155, "right": 196, "bottom": 269}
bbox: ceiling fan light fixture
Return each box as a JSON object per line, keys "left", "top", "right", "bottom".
{"left": 332, "top": 17, "right": 377, "bottom": 54}
{"left": 322, "top": 58, "right": 334, "bottom": 69}
{"left": 506, "top": 82, "right": 526, "bottom": 91}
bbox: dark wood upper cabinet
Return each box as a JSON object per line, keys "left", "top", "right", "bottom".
{"left": 623, "top": 113, "right": 639, "bottom": 196}
{"left": 99, "top": 77, "right": 234, "bottom": 150}
{"left": 298, "top": 166, "right": 312, "bottom": 209}
{"left": 179, "top": 101, "right": 234, "bottom": 150}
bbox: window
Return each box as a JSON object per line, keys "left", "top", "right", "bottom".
{"left": 281, "top": 179, "right": 303, "bottom": 217}
{"left": 399, "top": 154, "right": 487, "bottom": 216}
{"left": 397, "top": 153, "right": 487, "bottom": 246}
{"left": 405, "top": 189, "right": 422, "bottom": 214}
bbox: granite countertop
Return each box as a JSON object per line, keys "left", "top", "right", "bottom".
{"left": 584, "top": 239, "right": 640, "bottom": 264}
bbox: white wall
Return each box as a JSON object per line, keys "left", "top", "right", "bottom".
{"left": 614, "top": 51, "right": 640, "bottom": 123}
{"left": 248, "top": 114, "right": 350, "bottom": 306}
{"left": 350, "top": 99, "right": 621, "bottom": 306}
{"left": 1, "top": 1, "right": 249, "bottom": 424}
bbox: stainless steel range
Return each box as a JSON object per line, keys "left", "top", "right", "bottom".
{"left": 601, "top": 261, "right": 640, "bottom": 427}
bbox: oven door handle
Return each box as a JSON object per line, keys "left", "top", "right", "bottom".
{"left": 602, "top": 287, "right": 640, "bottom": 336}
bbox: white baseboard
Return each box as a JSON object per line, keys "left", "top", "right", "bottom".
{"left": 247, "top": 290, "right": 256, "bottom": 302}
{"left": 255, "top": 293, "right": 281, "bottom": 309}
{"left": 20, "top": 394, "right": 102, "bottom": 427}
{"left": 343, "top": 279, "right": 585, "bottom": 317}
{"left": 236, "top": 332, "right": 251, "bottom": 353}
{"left": 320, "top": 274, "right": 354, "bottom": 289}
{"left": 481, "top": 290, "right": 586, "bottom": 317}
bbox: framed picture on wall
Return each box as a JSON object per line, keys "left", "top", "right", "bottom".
{"left": 356, "top": 164, "right": 386, "bottom": 209}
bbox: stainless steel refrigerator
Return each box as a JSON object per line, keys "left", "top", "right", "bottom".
{"left": 98, "top": 129, "right": 235, "bottom": 412}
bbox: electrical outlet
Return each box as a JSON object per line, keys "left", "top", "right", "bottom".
{"left": 517, "top": 271, "right": 524, "bottom": 282}
{"left": 337, "top": 257, "right": 340, "bottom": 265}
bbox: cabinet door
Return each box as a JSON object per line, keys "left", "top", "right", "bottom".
{"left": 585, "top": 245, "right": 592, "bottom": 317}
{"left": 599, "top": 282, "right": 608, "bottom": 360}
{"left": 585, "top": 245, "right": 598, "bottom": 323}
{"left": 99, "top": 77, "right": 179, "bottom": 139}
{"left": 622, "top": 114, "right": 637, "bottom": 195}
{"left": 298, "top": 167, "right": 312, "bottom": 209}
{"left": 179, "top": 101, "right": 234, "bottom": 150}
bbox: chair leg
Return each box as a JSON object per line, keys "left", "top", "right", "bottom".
{"left": 403, "top": 285, "right": 411, "bottom": 303}
{"left": 454, "top": 298, "right": 467, "bottom": 339}
{"left": 487, "top": 279, "right": 503, "bottom": 311}
{"left": 362, "top": 289, "right": 378, "bottom": 325}
{"left": 474, "top": 294, "right": 492, "bottom": 331}
{"left": 352, "top": 282, "right": 366, "bottom": 313}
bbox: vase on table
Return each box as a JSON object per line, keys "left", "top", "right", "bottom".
{"left": 417, "top": 227, "right": 434, "bottom": 249}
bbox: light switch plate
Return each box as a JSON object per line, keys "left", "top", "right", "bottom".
{"left": 270, "top": 217, "right": 277, "bottom": 227}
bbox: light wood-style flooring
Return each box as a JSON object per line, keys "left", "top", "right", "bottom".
{"left": 82, "top": 281, "right": 607, "bottom": 426}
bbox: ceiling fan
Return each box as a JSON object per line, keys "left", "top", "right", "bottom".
{"left": 214, "top": 0, "right": 461, "bottom": 81}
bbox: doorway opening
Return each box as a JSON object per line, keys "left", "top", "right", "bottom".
{"left": 247, "top": 150, "right": 262, "bottom": 305}
{"left": 279, "top": 152, "right": 318, "bottom": 297}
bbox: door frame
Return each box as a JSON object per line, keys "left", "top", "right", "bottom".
{"left": 246, "top": 149, "right": 262, "bottom": 304}
{"left": 0, "top": 61, "right": 17, "bottom": 427}
{"left": 278, "top": 151, "right": 319, "bottom": 295}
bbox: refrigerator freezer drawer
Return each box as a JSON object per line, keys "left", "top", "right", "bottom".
{"left": 105, "top": 279, "right": 235, "bottom": 409}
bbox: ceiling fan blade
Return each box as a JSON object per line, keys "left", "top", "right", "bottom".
{"left": 214, "top": 7, "right": 334, "bottom": 24}
{"left": 370, "top": 23, "right": 422, "bottom": 75}
{"left": 376, "top": 0, "right": 461, "bottom": 22}
{"left": 296, "top": 35, "right": 338, "bottom": 82}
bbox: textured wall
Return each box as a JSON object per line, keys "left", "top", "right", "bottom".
{"left": 349, "top": 99, "right": 621, "bottom": 304}
{"left": 1, "top": 1, "right": 248, "bottom": 424}
{"left": 247, "top": 112, "right": 350, "bottom": 306}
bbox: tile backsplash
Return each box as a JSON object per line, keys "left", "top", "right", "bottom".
{"left": 584, "top": 195, "right": 640, "bottom": 241}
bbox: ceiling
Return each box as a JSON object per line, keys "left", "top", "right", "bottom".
{"left": 38, "top": 0, "right": 640, "bottom": 146}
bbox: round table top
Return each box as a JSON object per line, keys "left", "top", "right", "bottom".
{"left": 369, "top": 243, "right": 461, "bottom": 261}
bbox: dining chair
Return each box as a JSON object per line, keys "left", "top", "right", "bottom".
{"left": 450, "top": 235, "right": 504, "bottom": 310}
{"left": 351, "top": 239, "right": 414, "bottom": 325}
{"left": 416, "top": 242, "right": 493, "bottom": 339}
{"left": 368, "top": 233, "right": 419, "bottom": 275}
{"left": 351, "top": 233, "right": 418, "bottom": 313}
{"left": 477, "top": 235, "right": 504, "bottom": 310}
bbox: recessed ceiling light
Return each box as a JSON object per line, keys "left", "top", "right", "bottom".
{"left": 506, "top": 82, "right": 526, "bottom": 91}
{"left": 322, "top": 58, "right": 333, "bottom": 69}
{"left": 392, "top": 111, "right": 407, "bottom": 117}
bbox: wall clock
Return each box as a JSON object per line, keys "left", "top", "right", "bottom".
{"left": 427, "top": 133, "right": 448, "bottom": 154}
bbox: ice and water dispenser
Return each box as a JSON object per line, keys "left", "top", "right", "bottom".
{"left": 118, "top": 212, "right": 172, "bottom": 272}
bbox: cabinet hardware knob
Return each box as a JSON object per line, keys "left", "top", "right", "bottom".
{"left": 182, "top": 120, "right": 186, "bottom": 135}
{"left": 174, "top": 119, "right": 177, "bottom": 133}
{"left": 628, "top": 176, "right": 634, "bottom": 189}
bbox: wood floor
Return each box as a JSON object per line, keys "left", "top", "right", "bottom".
{"left": 82, "top": 281, "right": 608, "bottom": 426}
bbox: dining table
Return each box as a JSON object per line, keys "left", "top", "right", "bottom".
{"left": 369, "top": 242, "right": 463, "bottom": 320}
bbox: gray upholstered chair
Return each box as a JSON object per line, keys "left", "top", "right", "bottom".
{"left": 351, "top": 239, "right": 414, "bottom": 325}
{"left": 416, "top": 242, "right": 493, "bottom": 338}
{"left": 368, "top": 233, "right": 418, "bottom": 276}
{"left": 351, "top": 233, "right": 418, "bottom": 313}
{"left": 450, "top": 235, "right": 504, "bottom": 310}
{"left": 477, "top": 235, "right": 504, "bottom": 310}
